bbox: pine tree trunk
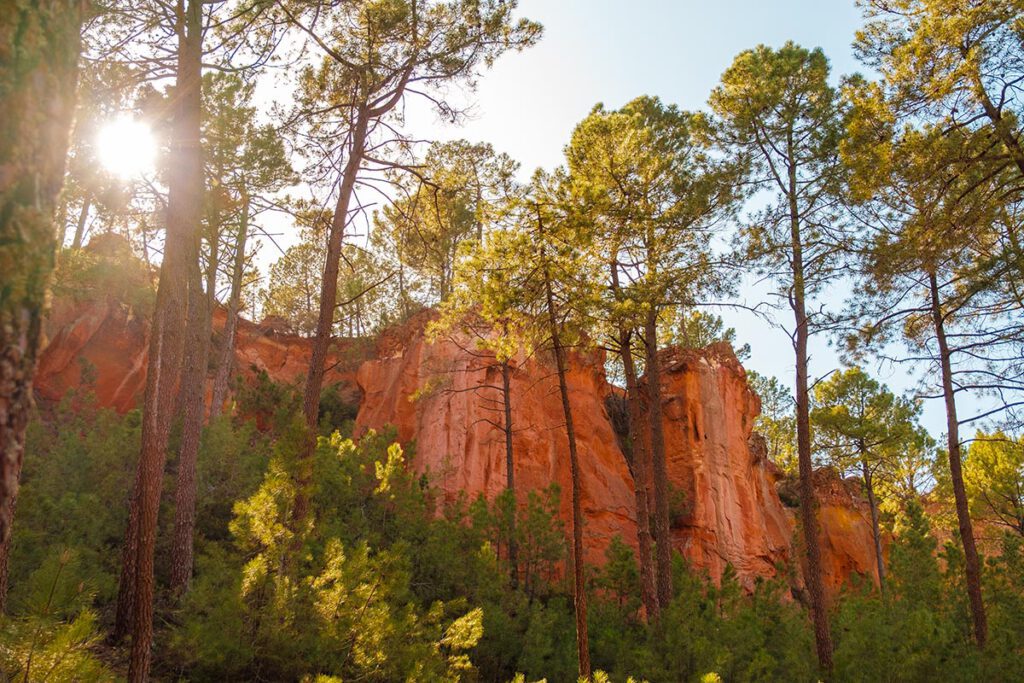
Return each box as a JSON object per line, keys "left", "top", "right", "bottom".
{"left": 169, "top": 247, "right": 212, "bottom": 594}
{"left": 860, "top": 456, "right": 884, "bottom": 593}
{"left": 398, "top": 259, "right": 408, "bottom": 319}
{"left": 295, "top": 106, "right": 370, "bottom": 525}
{"left": 112, "top": 484, "right": 139, "bottom": 641}
{"left": 620, "top": 330, "right": 658, "bottom": 620}
{"left": 118, "top": 1, "right": 203, "bottom": 678}
{"left": 928, "top": 270, "right": 988, "bottom": 648}
{"left": 643, "top": 309, "right": 673, "bottom": 610}
{"left": 794, "top": 286, "right": 833, "bottom": 673}
{"left": 538, "top": 211, "right": 590, "bottom": 679}
{"left": 204, "top": 214, "right": 219, "bottom": 312}
{"left": 0, "top": 491, "right": 18, "bottom": 612}
{"left": 609, "top": 258, "right": 657, "bottom": 619}
{"left": 501, "top": 359, "right": 518, "bottom": 589}
{"left": 861, "top": 459, "right": 886, "bottom": 594}
{"left": 788, "top": 164, "right": 833, "bottom": 672}
{"left": 209, "top": 194, "right": 249, "bottom": 419}
{"left": 71, "top": 194, "right": 90, "bottom": 249}
{"left": 295, "top": 65, "right": 414, "bottom": 493}
{"left": 0, "top": 0, "right": 83, "bottom": 553}
{"left": 56, "top": 198, "right": 69, "bottom": 249}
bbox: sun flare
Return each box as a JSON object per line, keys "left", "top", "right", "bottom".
{"left": 97, "top": 115, "right": 156, "bottom": 179}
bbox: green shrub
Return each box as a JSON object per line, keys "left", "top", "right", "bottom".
{"left": 8, "top": 387, "right": 1023, "bottom": 682}
{"left": 9, "top": 394, "right": 140, "bottom": 606}
{"left": 0, "top": 550, "right": 116, "bottom": 682}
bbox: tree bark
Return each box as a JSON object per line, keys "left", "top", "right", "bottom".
{"left": 167, "top": 196, "right": 220, "bottom": 593}
{"left": 0, "top": 0, "right": 84, "bottom": 553}
{"left": 56, "top": 198, "right": 69, "bottom": 249}
{"left": 169, "top": 243, "right": 212, "bottom": 595}
{"left": 116, "top": 1, "right": 204, "bottom": 678}
{"left": 501, "top": 358, "right": 518, "bottom": 589}
{"left": 538, "top": 210, "right": 590, "bottom": 679}
{"left": 204, "top": 210, "right": 219, "bottom": 313}
{"left": 609, "top": 257, "right": 657, "bottom": 619}
{"left": 643, "top": 308, "right": 673, "bottom": 610}
{"left": 112, "top": 484, "right": 139, "bottom": 641}
{"left": 928, "top": 270, "right": 988, "bottom": 648}
{"left": 71, "top": 194, "right": 90, "bottom": 249}
{"left": 861, "top": 459, "right": 886, "bottom": 594}
{"left": 0, "top": 492, "right": 18, "bottom": 612}
{"left": 788, "top": 155, "right": 833, "bottom": 673}
{"left": 397, "top": 258, "right": 409, "bottom": 319}
{"left": 620, "top": 329, "right": 658, "bottom": 620}
{"left": 209, "top": 193, "right": 250, "bottom": 419}
{"left": 295, "top": 105, "right": 370, "bottom": 525}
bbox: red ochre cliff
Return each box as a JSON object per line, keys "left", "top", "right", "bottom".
{"left": 36, "top": 299, "right": 362, "bottom": 414}
{"left": 354, "top": 313, "right": 638, "bottom": 569}
{"left": 35, "top": 290, "right": 880, "bottom": 596}
{"left": 353, "top": 315, "right": 881, "bottom": 596}
{"left": 653, "top": 345, "right": 794, "bottom": 590}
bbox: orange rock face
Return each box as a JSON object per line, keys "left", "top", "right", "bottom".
{"left": 354, "top": 319, "right": 881, "bottom": 593}
{"left": 810, "top": 468, "right": 883, "bottom": 595}
{"left": 216, "top": 307, "right": 362, "bottom": 408}
{"left": 37, "top": 298, "right": 150, "bottom": 412}
{"left": 354, "top": 312, "right": 637, "bottom": 566}
{"left": 36, "top": 297, "right": 360, "bottom": 414}
{"left": 36, "top": 286, "right": 881, "bottom": 593}
{"left": 653, "top": 345, "right": 794, "bottom": 590}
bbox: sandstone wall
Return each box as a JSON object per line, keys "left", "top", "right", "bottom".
{"left": 353, "top": 318, "right": 881, "bottom": 593}
{"left": 35, "top": 293, "right": 881, "bottom": 594}
{"left": 354, "top": 313, "right": 636, "bottom": 566}
{"left": 655, "top": 345, "right": 794, "bottom": 589}
{"left": 35, "top": 298, "right": 361, "bottom": 413}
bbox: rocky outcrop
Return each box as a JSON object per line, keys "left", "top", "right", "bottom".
{"left": 811, "top": 468, "right": 884, "bottom": 594}
{"left": 354, "top": 312, "right": 637, "bottom": 566}
{"left": 354, "top": 318, "right": 881, "bottom": 593}
{"left": 35, "top": 278, "right": 881, "bottom": 594}
{"left": 653, "top": 345, "right": 794, "bottom": 590}
{"left": 36, "top": 297, "right": 361, "bottom": 414}
{"left": 221, "top": 308, "right": 363, "bottom": 408}
{"left": 37, "top": 297, "right": 150, "bottom": 412}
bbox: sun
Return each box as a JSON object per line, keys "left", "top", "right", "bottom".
{"left": 97, "top": 115, "right": 156, "bottom": 179}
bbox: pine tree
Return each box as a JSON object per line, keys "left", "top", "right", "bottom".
{"left": 274, "top": 0, "right": 541, "bottom": 526}
{"left": 114, "top": 2, "right": 203, "bottom": 677}
{"left": 708, "top": 42, "right": 847, "bottom": 672}
{"left": 564, "top": 96, "right": 739, "bottom": 614}
{"left": 962, "top": 432, "right": 1024, "bottom": 538}
{"left": 172, "top": 77, "right": 296, "bottom": 594}
{"left": 664, "top": 309, "right": 750, "bottom": 360}
{"left": 452, "top": 169, "right": 602, "bottom": 677}
{"left": 201, "top": 74, "right": 295, "bottom": 420}
{"left": 376, "top": 140, "right": 517, "bottom": 303}
{"left": 0, "top": 0, "right": 85, "bottom": 609}
{"left": 812, "top": 367, "right": 930, "bottom": 593}
{"left": 102, "top": 0, "right": 289, "bottom": 672}
{"left": 746, "top": 371, "right": 798, "bottom": 475}
{"left": 857, "top": 0, "right": 1024, "bottom": 183}
{"left": 528, "top": 174, "right": 594, "bottom": 678}
{"left": 432, "top": 192, "right": 537, "bottom": 588}
{"left": 841, "top": 109, "right": 1001, "bottom": 651}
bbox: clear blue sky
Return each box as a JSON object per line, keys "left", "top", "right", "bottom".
{"left": 412, "top": 0, "right": 958, "bottom": 438}
{"left": 430, "top": 0, "right": 865, "bottom": 171}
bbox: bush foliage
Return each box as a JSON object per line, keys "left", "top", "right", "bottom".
{"left": 2, "top": 391, "right": 1021, "bottom": 681}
